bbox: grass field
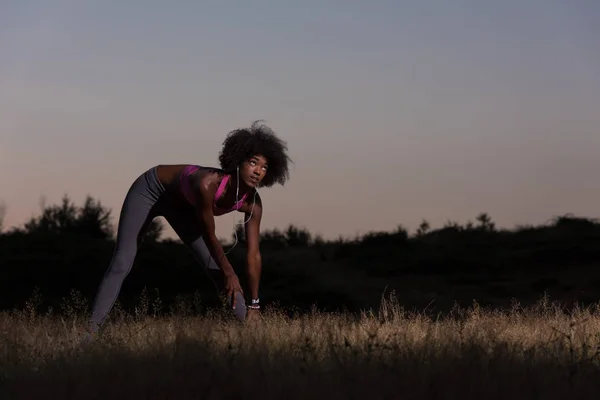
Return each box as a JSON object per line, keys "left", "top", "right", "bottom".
{"left": 1, "top": 294, "right": 600, "bottom": 399}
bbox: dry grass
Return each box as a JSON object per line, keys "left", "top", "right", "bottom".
{"left": 1, "top": 293, "right": 600, "bottom": 399}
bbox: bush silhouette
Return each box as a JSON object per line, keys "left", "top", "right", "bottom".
{"left": 1, "top": 195, "right": 599, "bottom": 317}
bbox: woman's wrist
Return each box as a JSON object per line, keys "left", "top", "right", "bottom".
{"left": 247, "top": 298, "right": 260, "bottom": 310}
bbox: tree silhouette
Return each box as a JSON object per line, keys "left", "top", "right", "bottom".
{"left": 476, "top": 212, "right": 495, "bottom": 231}
{"left": 254, "top": 228, "right": 284, "bottom": 250}
{"left": 75, "top": 196, "right": 114, "bottom": 240}
{"left": 23, "top": 195, "right": 113, "bottom": 239}
{"left": 144, "top": 218, "right": 165, "bottom": 243}
{"left": 285, "top": 225, "right": 312, "bottom": 247}
{"left": 416, "top": 219, "right": 430, "bottom": 236}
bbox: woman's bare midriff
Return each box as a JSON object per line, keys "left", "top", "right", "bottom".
{"left": 155, "top": 164, "right": 189, "bottom": 186}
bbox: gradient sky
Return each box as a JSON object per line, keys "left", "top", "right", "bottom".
{"left": 2, "top": 0, "right": 599, "bottom": 241}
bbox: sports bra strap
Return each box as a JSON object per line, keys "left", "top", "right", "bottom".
{"left": 214, "top": 174, "right": 229, "bottom": 202}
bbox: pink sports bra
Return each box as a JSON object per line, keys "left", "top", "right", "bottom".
{"left": 179, "top": 165, "right": 247, "bottom": 216}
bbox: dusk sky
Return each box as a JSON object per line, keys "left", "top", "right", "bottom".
{"left": 2, "top": 0, "right": 599, "bottom": 241}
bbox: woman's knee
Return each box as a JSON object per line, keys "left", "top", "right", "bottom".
{"left": 107, "top": 249, "right": 136, "bottom": 277}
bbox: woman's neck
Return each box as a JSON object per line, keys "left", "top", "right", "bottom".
{"left": 226, "top": 174, "right": 252, "bottom": 201}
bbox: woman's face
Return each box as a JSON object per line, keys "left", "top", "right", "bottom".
{"left": 239, "top": 154, "right": 268, "bottom": 188}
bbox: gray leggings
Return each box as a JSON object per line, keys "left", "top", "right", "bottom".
{"left": 89, "top": 166, "right": 246, "bottom": 331}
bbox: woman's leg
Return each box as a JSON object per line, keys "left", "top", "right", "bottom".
{"left": 160, "top": 206, "right": 247, "bottom": 321}
{"left": 88, "top": 167, "right": 165, "bottom": 331}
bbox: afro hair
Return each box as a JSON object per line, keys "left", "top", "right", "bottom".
{"left": 218, "top": 120, "right": 292, "bottom": 187}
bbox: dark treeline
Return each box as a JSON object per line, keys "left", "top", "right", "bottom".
{"left": 1, "top": 195, "right": 600, "bottom": 318}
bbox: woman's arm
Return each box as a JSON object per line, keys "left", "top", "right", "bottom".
{"left": 194, "top": 175, "right": 243, "bottom": 307}
{"left": 194, "top": 177, "right": 237, "bottom": 277}
{"left": 244, "top": 193, "right": 263, "bottom": 303}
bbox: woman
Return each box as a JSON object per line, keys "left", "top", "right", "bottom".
{"left": 86, "top": 121, "right": 292, "bottom": 333}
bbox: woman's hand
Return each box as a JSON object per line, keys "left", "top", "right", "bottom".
{"left": 224, "top": 272, "right": 244, "bottom": 309}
